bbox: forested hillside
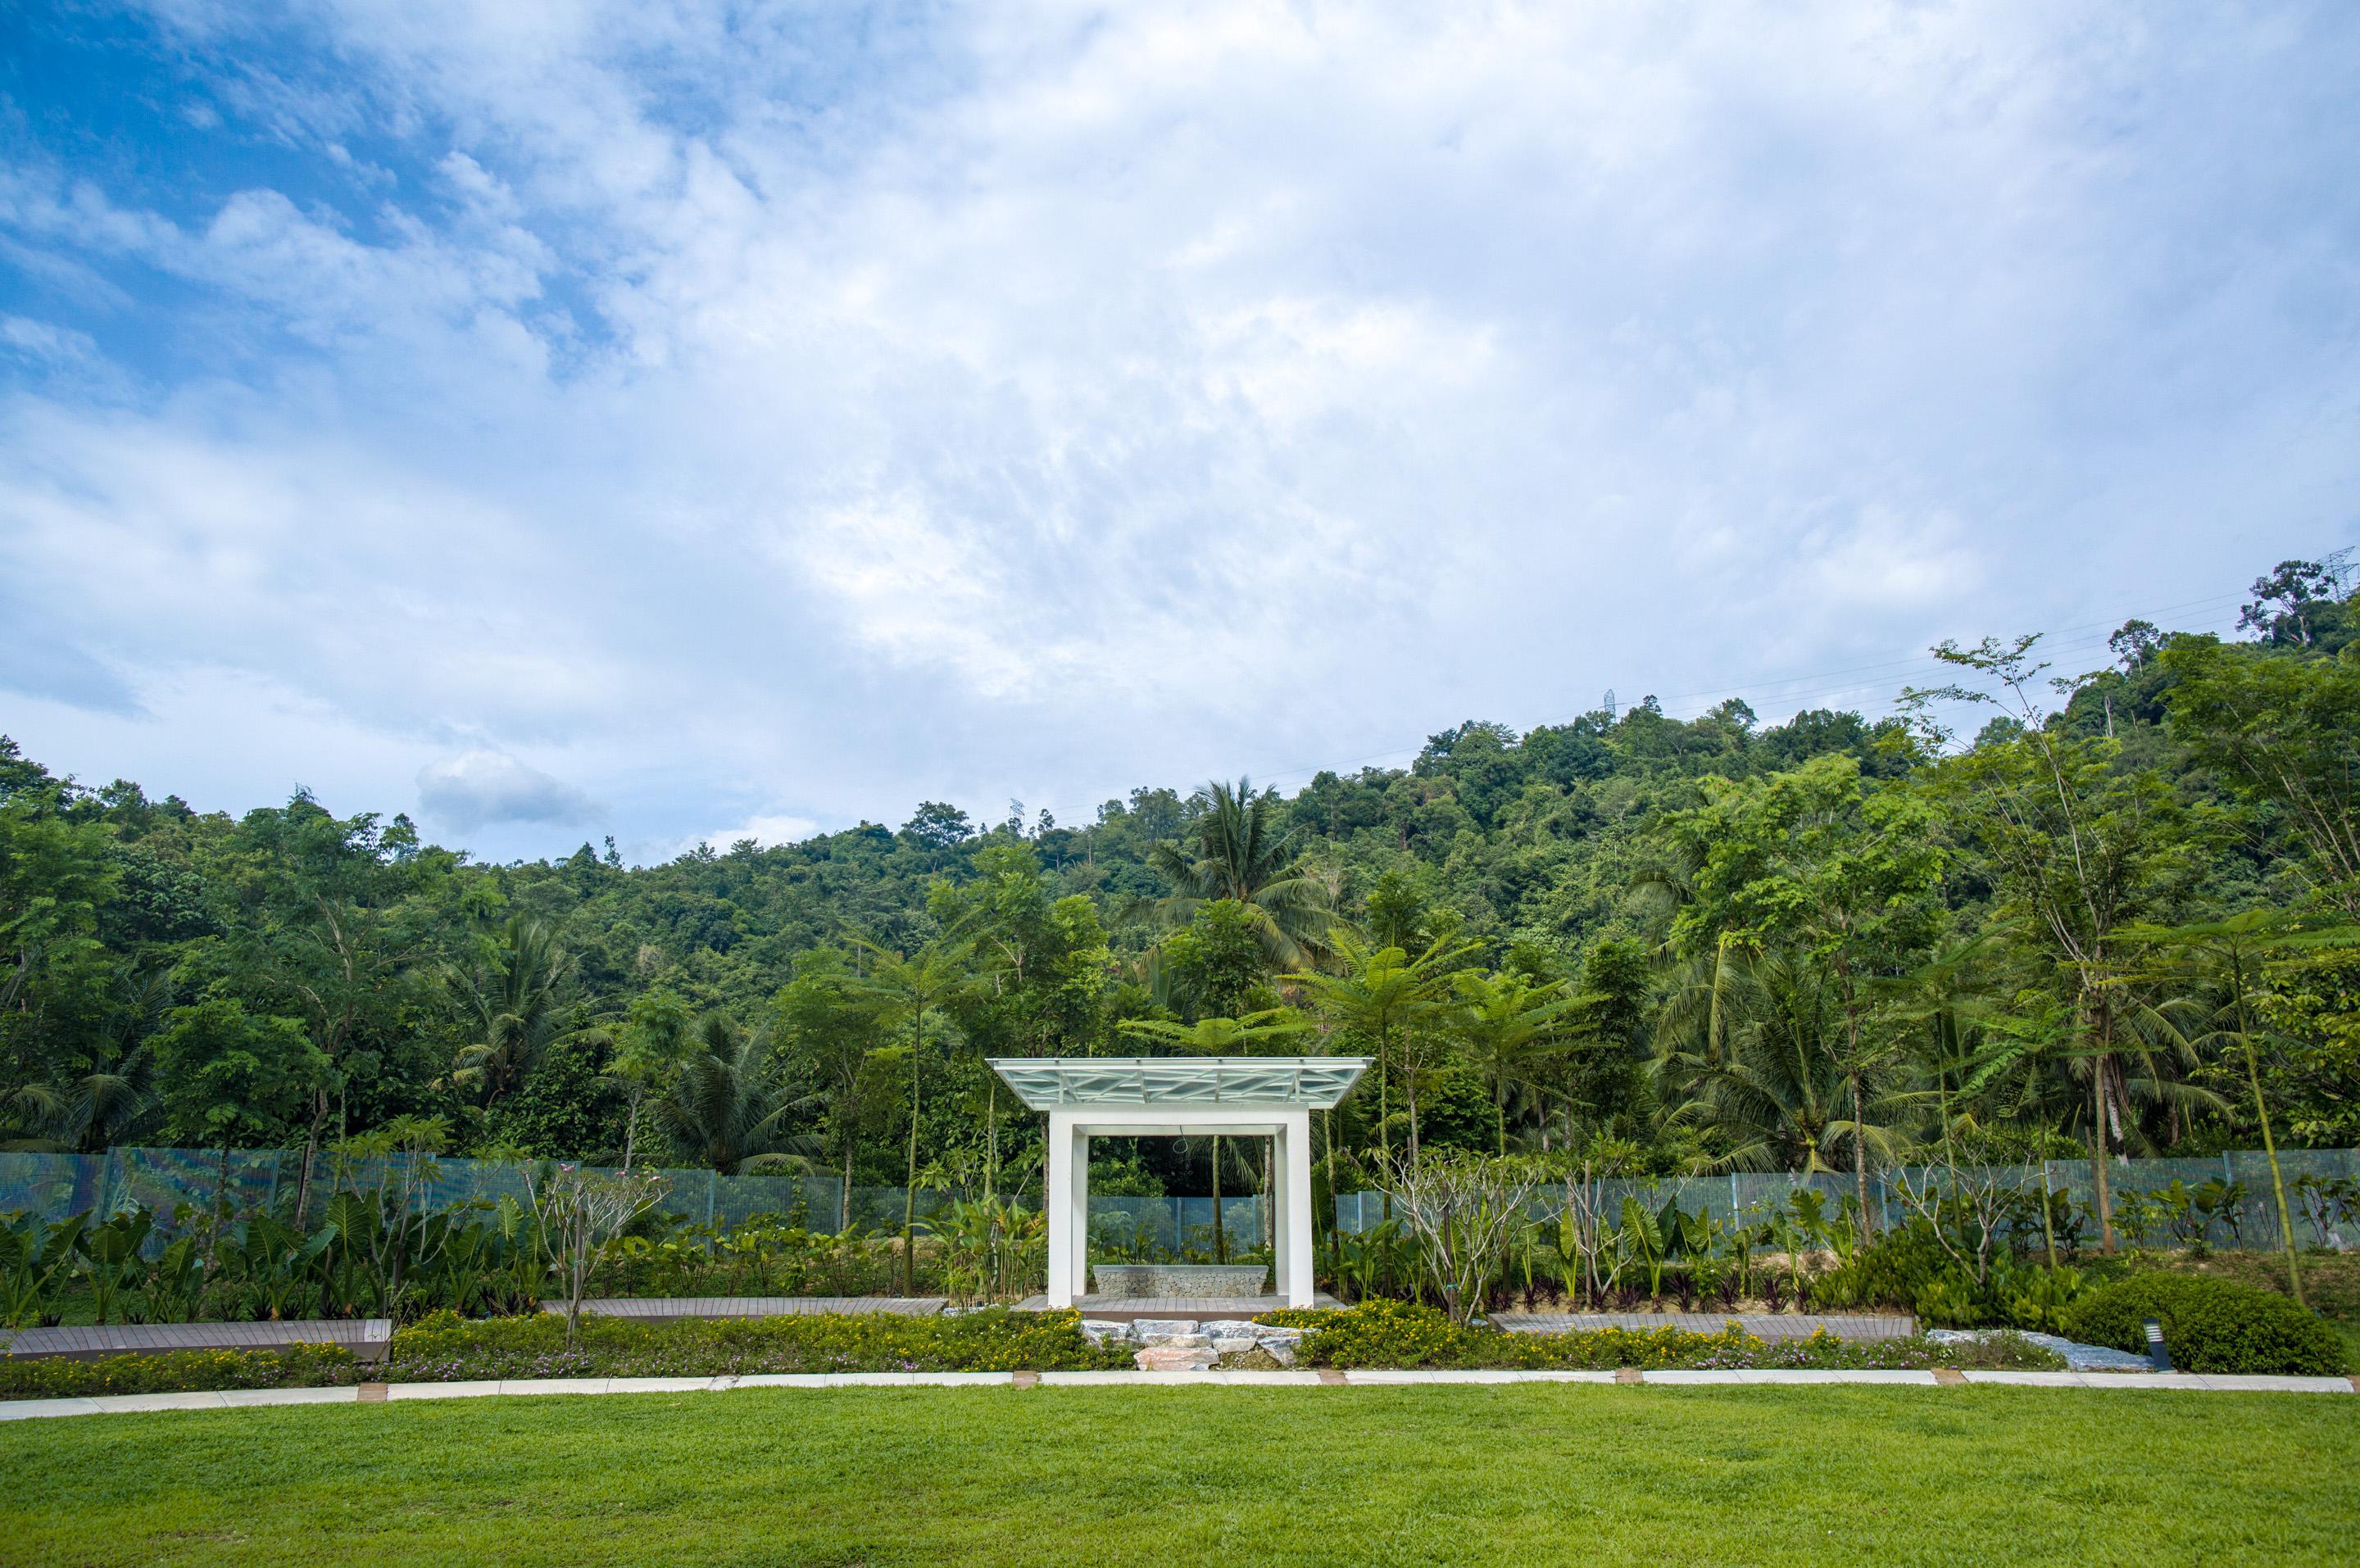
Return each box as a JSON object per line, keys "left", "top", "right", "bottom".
{"left": 4, "top": 555, "right": 2354, "bottom": 1248}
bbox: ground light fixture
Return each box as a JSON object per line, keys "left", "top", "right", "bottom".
{"left": 2144, "top": 1316, "right": 2173, "bottom": 1372}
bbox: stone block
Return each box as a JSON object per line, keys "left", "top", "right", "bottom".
{"left": 1128, "top": 1319, "right": 1198, "bottom": 1339}
{"left": 1136, "top": 1344, "right": 1219, "bottom": 1372}
{"left": 1138, "top": 1330, "right": 1211, "bottom": 1348}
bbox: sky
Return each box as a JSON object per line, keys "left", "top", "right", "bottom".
{"left": 2, "top": 2, "right": 2355, "bottom": 864}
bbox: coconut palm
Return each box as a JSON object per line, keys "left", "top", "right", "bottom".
{"left": 2, "top": 965, "right": 167, "bottom": 1153}
{"left": 448, "top": 918, "right": 579, "bottom": 1104}
{"left": 1141, "top": 777, "right": 1333, "bottom": 968}
{"left": 654, "top": 1013, "right": 814, "bottom": 1176}
{"left": 2122, "top": 910, "right": 2336, "bottom": 1305}
{"left": 1651, "top": 942, "right": 1922, "bottom": 1179}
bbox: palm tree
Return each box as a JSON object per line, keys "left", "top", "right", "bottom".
{"left": 1652, "top": 942, "right": 1922, "bottom": 1180}
{"left": 1141, "top": 778, "right": 1333, "bottom": 968}
{"left": 855, "top": 936, "right": 978, "bottom": 1294}
{"left": 1119, "top": 1010, "right": 1312, "bottom": 1261}
{"left": 1291, "top": 931, "right": 1477, "bottom": 1167}
{"left": 448, "top": 918, "right": 578, "bottom": 1103}
{"left": 654, "top": 1014, "right": 813, "bottom": 1175}
{"left": 2123, "top": 911, "right": 2343, "bottom": 1306}
{"left": 3, "top": 965, "right": 166, "bottom": 1153}
{"left": 1450, "top": 970, "right": 1582, "bottom": 1154}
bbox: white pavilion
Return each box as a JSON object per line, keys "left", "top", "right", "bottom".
{"left": 990, "top": 1055, "right": 1371, "bottom": 1309}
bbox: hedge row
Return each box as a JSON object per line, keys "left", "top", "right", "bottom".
{"left": 1256, "top": 1299, "right": 2066, "bottom": 1371}
{"left": 385, "top": 1306, "right": 1137, "bottom": 1380}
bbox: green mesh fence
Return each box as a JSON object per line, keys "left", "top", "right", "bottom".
{"left": 0, "top": 1145, "right": 1273, "bottom": 1253}
{"left": 1333, "top": 1150, "right": 2360, "bottom": 1253}
{"left": 7, "top": 1145, "right": 2351, "bottom": 1256}
{"left": 1087, "top": 1195, "right": 1268, "bottom": 1256}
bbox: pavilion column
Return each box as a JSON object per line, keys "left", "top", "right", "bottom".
{"left": 1046, "top": 1108, "right": 1075, "bottom": 1308}
{"left": 1280, "top": 1108, "right": 1314, "bottom": 1307}
{"left": 1067, "top": 1120, "right": 1092, "bottom": 1302}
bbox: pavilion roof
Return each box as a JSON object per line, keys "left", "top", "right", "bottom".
{"left": 987, "top": 1056, "right": 1372, "bottom": 1111}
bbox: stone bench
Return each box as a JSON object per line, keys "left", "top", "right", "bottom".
{"left": 1089, "top": 1263, "right": 1269, "bottom": 1297}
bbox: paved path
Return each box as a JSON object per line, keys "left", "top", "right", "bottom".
{"left": 2, "top": 1319, "right": 393, "bottom": 1361}
{"left": 551, "top": 1297, "right": 947, "bottom": 1320}
{"left": 1012, "top": 1294, "right": 1341, "bottom": 1320}
{"left": 1493, "top": 1311, "right": 1917, "bottom": 1342}
{"left": 4, "top": 1368, "right": 2352, "bottom": 1421}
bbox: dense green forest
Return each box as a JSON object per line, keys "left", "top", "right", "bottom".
{"left": 3, "top": 555, "right": 2355, "bottom": 1250}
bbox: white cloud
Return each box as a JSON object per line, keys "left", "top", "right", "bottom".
{"left": 0, "top": 0, "right": 2353, "bottom": 850}
{"left": 416, "top": 749, "right": 601, "bottom": 832}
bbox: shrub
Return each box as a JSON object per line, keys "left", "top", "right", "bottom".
{"left": 2060, "top": 1274, "right": 2345, "bottom": 1376}
{"left": 388, "top": 1306, "right": 1133, "bottom": 1379}
{"left": 1256, "top": 1300, "right": 2065, "bottom": 1371}
{"left": 1812, "top": 1219, "right": 2085, "bottom": 1330}
{"left": 0, "top": 1344, "right": 362, "bottom": 1401}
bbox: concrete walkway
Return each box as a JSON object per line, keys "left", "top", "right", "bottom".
{"left": 1012, "top": 1294, "right": 1342, "bottom": 1321}
{"left": 551, "top": 1297, "right": 947, "bottom": 1320}
{"left": 3, "top": 1368, "right": 2350, "bottom": 1421}
{"left": 1491, "top": 1311, "right": 1917, "bottom": 1342}
{"left": 2, "top": 1319, "right": 393, "bottom": 1361}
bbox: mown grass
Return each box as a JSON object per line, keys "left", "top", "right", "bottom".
{"left": 2, "top": 1384, "right": 2353, "bottom": 1567}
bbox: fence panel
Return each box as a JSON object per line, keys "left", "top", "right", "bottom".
{"left": 0, "top": 1151, "right": 106, "bottom": 1223}
{"left": 1332, "top": 1151, "right": 2360, "bottom": 1248}
{"left": 6, "top": 1144, "right": 2354, "bottom": 1254}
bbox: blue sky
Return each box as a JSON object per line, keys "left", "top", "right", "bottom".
{"left": 2, "top": 1, "right": 2356, "bottom": 863}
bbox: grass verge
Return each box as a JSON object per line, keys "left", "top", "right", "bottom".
{"left": 0, "top": 1384, "right": 2352, "bottom": 1567}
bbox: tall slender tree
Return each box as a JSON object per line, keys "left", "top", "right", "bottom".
{"left": 1905, "top": 636, "right": 2199, "bottom": 1251}
{"left": 855, "top": 937, "right": 978, "bottom": 1294}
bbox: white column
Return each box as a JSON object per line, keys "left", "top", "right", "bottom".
{"left": 1068, "top": 1121, "right": 1092, "bottom": 1301}
{"left": 1282, "top": 1108, "right": 1314, "bottom": 1307}
{"left": 1046, "top": 1108, "right": 1075, "bottom": 1308}
{"left": 1270, "top": 1128, "right": 1291, "bottom": 1301}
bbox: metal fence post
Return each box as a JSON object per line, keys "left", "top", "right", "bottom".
{"left": 705, "top": 1170, "right": 718, "bottom": 1227}
{"left": 1730, "top": 1173, "right": 1740, "bottom": 1221}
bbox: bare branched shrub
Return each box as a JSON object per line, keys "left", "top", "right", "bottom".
{"left": 527, "top": 1163, "right": 670, "bottom": 1347}
{"left": 1382, "top": 1151, "right": 1542, "bottom": 1325}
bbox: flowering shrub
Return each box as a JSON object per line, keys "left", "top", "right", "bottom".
{"left": 1256, "top": 1300, "right": 2065, "bottom": 1371}
{"left": 0, "top": 1343, "right": 362, "bottom": 1400}
{"left": 387, "top": 1306, "right": 1134, "bottom": 1379}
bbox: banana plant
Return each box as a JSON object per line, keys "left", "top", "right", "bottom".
{"left": 0, "top": 1211, "right": 87, "bottom": 1329}
{"left": 78, "top": 1208, "right": 154, "bottom": 1326}
{"left": 139, "top": 1235, "right": 205, "bottom": 1324}
{"left": 1338, "top": 1219, "right": 1408, "bottom": 1303}
{"left": 1620, "top": 1196, "right": 1668, "bottom": 1298}
{"left": 235, "top": 1213, "right": 338, "bottom": 1320}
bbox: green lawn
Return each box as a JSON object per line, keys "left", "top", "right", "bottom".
{"left": 2, "top": 1385, "right": 2354, "bottom": 1566}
